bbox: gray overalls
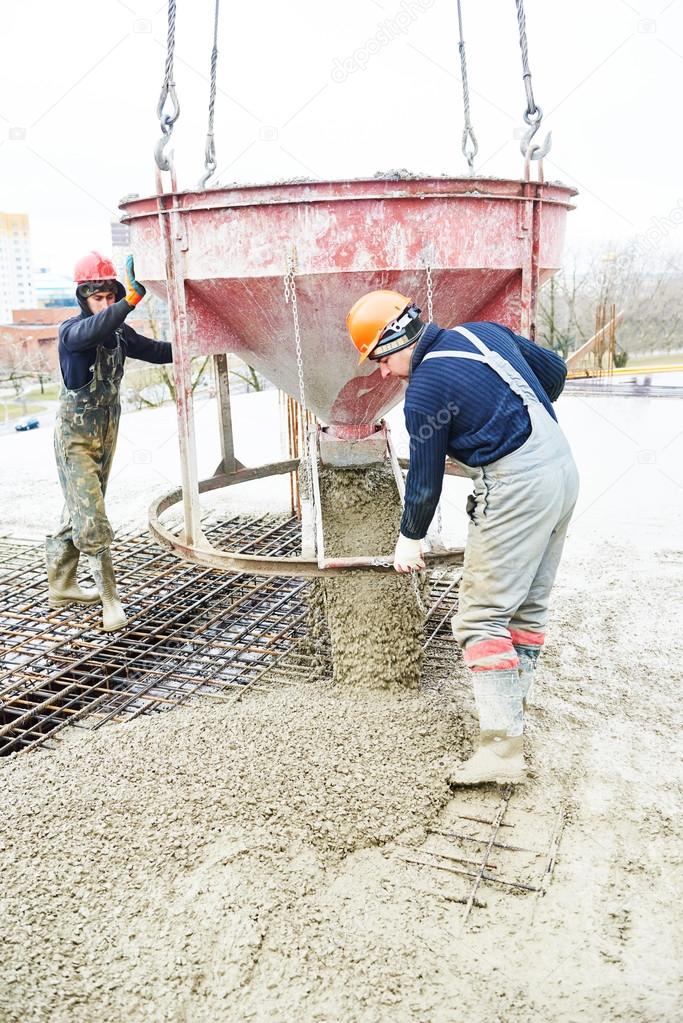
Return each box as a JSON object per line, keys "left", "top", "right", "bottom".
{"left": 423, "top": 325, "right": 579, "bottom": 670}
{"left": 52, "top": 332, "right": 124, "bottom": 555}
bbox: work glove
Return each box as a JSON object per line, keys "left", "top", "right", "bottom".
{"left": 124, "top": 255, "right": 146, "bottom": 307}
{"left": 393, "top": 532, "right": 425, "bottom": 573}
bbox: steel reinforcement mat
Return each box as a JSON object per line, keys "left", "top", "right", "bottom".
{"left": 0, "top": 518, "right": 460, "bottom": 757}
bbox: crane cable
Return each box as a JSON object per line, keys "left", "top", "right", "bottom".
{"left": 456, "top": 0, "right": 478, "bottom": 174}
{"left": 199, "top": 0, "right": 221, "bottom": 189}
{"left": 514, "top": 0, "right": 551, "bottom": 160}
{"left": 154, "top": 0, "right": 180, "bottom": 171}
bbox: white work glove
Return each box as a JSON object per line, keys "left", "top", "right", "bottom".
{"left": 393, "top": 532, "right": 426, "bottom": 573}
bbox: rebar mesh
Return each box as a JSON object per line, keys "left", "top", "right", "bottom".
{"left": 0, "top": 518, "right": 460, "bottom": 756}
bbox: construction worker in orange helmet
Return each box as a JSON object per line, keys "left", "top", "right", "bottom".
{"left": 45, "top": 252, "right": 173, "bottom": 632}
{"left": 347, "top": 290, "right": 579, "bottom": 786}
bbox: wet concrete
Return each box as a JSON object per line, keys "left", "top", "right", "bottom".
{"left": 316, "top": 464, "right": 424, "bottom": 690}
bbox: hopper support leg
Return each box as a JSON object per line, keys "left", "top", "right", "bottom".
{"left": 212, "top": 353, "right": 243, "bottom": 476}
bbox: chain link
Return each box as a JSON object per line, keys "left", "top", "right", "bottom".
{"left": 456, "top": 0, "right": 478, "bottom": 173}
{"left": 199, "top": 0, "right": 221, "bottom": 189}
{"left": 155, "top": 0, "right": 180, "bottom": 171}
{"left": 284, "top": 251, "right": 309, "bottom": 459}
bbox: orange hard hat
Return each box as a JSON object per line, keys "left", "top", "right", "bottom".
{"left": 346, "top": 290, "right": 419, "bottom": 365}
{"left": 73, "top": 251, "right": 118, "bottom": 284}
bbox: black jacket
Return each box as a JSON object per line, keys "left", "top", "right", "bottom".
{"left": 58, "top": 281, "right": 172, "bottom": 390}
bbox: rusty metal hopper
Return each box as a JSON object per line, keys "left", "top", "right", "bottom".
{"left": 120, "top": 176, "right": 575, "bottom": 432}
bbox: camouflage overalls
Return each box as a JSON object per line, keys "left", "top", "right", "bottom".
{"left": 52, "top": 331, "right": 124, "bottom": 555}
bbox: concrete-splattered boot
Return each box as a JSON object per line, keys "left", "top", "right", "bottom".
{"left": 516, "top": 645, "right": 540, "bottom": 709}
{"left": 46, "top": 536, "right": 100, "bottom": 609}
{"left": 448, "top": 668, "right": 526, "bottom": 786}
{"left": 87, "top": 549, "right": 128, "bottom": 632}
{"left": 510, "top": 630, "right": 544, "bottom": 709}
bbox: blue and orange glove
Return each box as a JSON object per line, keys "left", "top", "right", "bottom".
{"left": 124, "top": 255, "right": 146, "bottom": 307}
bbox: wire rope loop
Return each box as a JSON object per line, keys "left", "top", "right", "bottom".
{"left": 456, "top": 0, "right": 478, "bottom": 175}
{"left": 523, "top": 104, "right": 543, "bottom": 126}
{"left": 461, "top": 126, "right": 478, "bottom": 172}
{"left": 155, "top": 0, "right": 179, "bottom": 171}
{"left": 199, "top": 0, "right": 221, "bottom": 189}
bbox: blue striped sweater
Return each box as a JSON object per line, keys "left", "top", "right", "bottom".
{"left": 400, "top": 321, "right": 567, "bottom": 539}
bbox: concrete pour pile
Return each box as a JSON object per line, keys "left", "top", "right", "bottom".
{"left": 314, "top": 464, "right": 425, "bottom": 689}
{"left": 0, "top": 683, "right": 463, "bottom": 1023}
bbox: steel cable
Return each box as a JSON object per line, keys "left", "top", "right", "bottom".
{"left": 199, "top": 0, "right": 221, "bottom": 189}
{"left": 155, "top": 0, "right": 181, "bottom": 171}
{"left": 456, "top": 0, "right": 478, "bottom": 173}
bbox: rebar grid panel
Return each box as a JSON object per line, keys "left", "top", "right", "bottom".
{"left": 397, "top": 793, "right": 567, "bottom": 920}
{"left": 0, "top": 522, "right": 461, "bottom": 757}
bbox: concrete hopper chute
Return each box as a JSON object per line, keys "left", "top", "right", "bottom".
{"left": 120, "top": 173, "right": 576, "bottom": 575}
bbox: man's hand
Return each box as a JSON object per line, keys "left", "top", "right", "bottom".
{"left": 124, "top": 255, "right": 147, "bottom": 307}
{"left": 393, "top": 532, "right": 425, "bottom": 573}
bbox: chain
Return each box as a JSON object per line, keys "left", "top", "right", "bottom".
{"left": 425, "top": 264, "right": 434, "bottom": 322}
{"left": 155, "top": 0, "right": 180, "bottom": 171}
{"left": 456, "top": 0, "right": 478, "bottom": 173}
{"left": 284, "top": 251, "right": 309, "bottom": 459}
{"left": 199, "top": 0, "right": 221, "bottom": 189}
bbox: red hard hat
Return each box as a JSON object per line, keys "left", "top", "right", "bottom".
{"left": 73, "top": 251, "right": 118, "bottom": 283}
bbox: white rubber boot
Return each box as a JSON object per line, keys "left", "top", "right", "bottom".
{"left": 448, "top": 732, "right": 526, "bottom": 785}
{"left": 87, "top": 550, "right": 128, "bottom": 632}
{"left": 46, "top": 537, "right": 100, "bottom": 608}
{"left": 448, "top": 668, "right": 526, "bottom": 786}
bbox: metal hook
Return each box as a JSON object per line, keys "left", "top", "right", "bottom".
{"left": 155, "top": 83, "right": 180, "bottom": 172}
{"left": 519, "top": 111, "right": 551, "bottom": 161}
{"left": 154, "top": 134, "right": 175, "bottom": 173}
{"left": 198, "top": 136, "right": 217, "bottom": 190}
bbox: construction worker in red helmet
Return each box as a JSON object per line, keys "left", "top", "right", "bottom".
{"left": 45, "top": 252, "right": 172, "bottom": 632}
{"left": 347, "top": 290, "right": 579, "bottom": 786}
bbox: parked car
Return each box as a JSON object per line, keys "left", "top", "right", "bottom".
{"left": 15, "top": 416, "right": 40, "bottom": 432}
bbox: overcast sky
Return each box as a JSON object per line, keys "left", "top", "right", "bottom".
{"left": 0, "top": 0, "right": 680, "bottom": 275}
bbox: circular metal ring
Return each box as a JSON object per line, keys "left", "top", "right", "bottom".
{"left": 149, "top": 460, "right": 465, "bottom": 577}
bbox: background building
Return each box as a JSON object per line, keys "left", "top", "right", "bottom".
{"left": 33, "top": 268, "right": 75, "bottom": 308}
{"left": 0, "top": 213, "right": 35, "bottom": 323}
{"left": 0, "top": 306, "right": 77, "bottom": 378}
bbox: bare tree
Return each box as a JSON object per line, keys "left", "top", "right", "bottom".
{"left": 538, "top": 245, "right": 683, "bottom": 360}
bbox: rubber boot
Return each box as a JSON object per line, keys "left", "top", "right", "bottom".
{"left": 448, "top": 732, "right": 526, "bottom": 786}
{"left": 515, "top": 644, "right": 541, "bottom": 710}
{"left": 46, "top": 536, "right": 100, "bottom": 609}
{"left": 87, "top": 549, "right": 128, "bottom": 632}
{"left": 448, "top": 668, "right": 526, "bottom": 786}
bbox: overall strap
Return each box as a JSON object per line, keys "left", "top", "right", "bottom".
{"left": 423, "top": 326, "right": 543, "bottom": 409}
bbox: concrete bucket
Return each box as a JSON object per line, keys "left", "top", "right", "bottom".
{"left": 119, "top": 174, "right": 575, "bottom": 575}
